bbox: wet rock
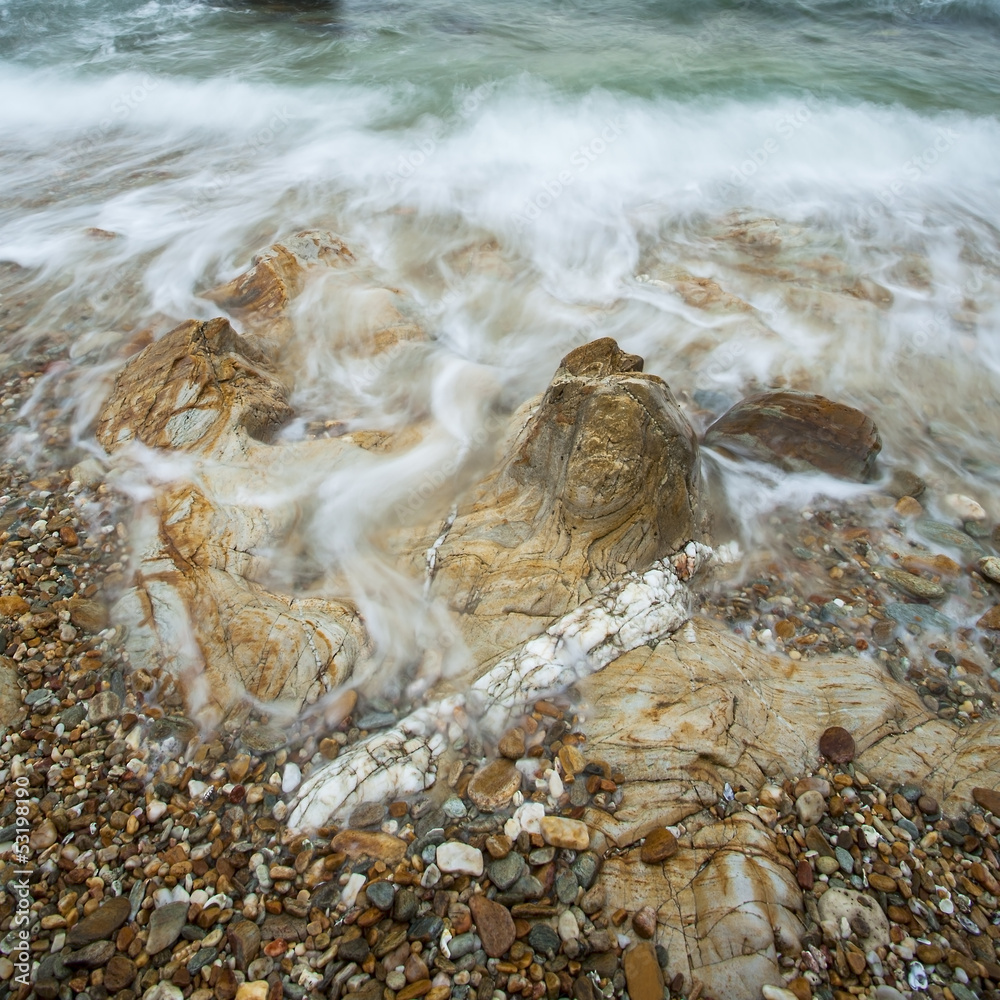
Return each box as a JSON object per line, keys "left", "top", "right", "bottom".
{"left": 66, "top": 895, "right": 131, "bottom": 946}
{"left": 884, "top": 568, "right": 944, "bottom": 600}
{"left": 498, "top": 727, "right": 526, "bottom": 759}
{"left": 640, "top": 827, "right": 678, "bottom": 863}
{"left": 467, "top": 758, "right": 522, "bottom": 812}
{"left": 978, "top": 606, "right": 1000, "bottom": 631}
{"left": 348, "top": 801, "right": 385, "bottom": 828}
{"left": 64, "top": 940, "right": 116, "bottom": 968}
{"left": 487, "top": 852, "right": 525, "bottom": 891}
{"left": 103, "top": 954, "right": 137, "bottom": 990}
{"left": 66, "top": 596, "right": 108, "bottom": 631}
{"left": 365, "top": 880, "right": 395, "bottom": 911}
{"left": 87, "top": 689, "right": 121, "bottom": 725}
{"left": 146, "top": 901, "right": 189, "bottom": 954}
{"left": 241, "top": 723, "right": 288, "bottom": 753}
{"left": 979, "top": 556, "right": 1000, "bottom": 584}
{"left": 227, "top": 919, "right": 261, "bottom": 970}
{"left": 818, "top": 726, "right": 855, "bottom": 763}
{"left": 572, "top": 851, "right": 601, "bottom": 890}
{"left": 331, "top": 829, "right": 407, "bottom": 862}
{"left": 795, "top": 790, "right": 827, "bottom": 826}
{"left": 704, "top": 389, "right": 881, "bottom": 480}
{"left": 632, "top": 905, "right": 657, "bottom": 939}
{"left": 469, "top": 895, "right": 516, "bottom": 958}
{"left": 528, "top": 923, "right": 560, "bottom": 954}
{"left": 623, "top": 941, "right": 665, "bottom": 1000}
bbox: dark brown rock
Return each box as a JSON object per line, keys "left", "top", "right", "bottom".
{"left": 104, "top": 954, "right": 138, "bottom": 991}
{"left": 469, "top": 894, "right": 516, "bottom": 958}
{"left": 819, "top": 726, "right": 856, "bottom": 764}
{"left": 227, "top": 919, "right": 262, "bottom": 971}
{"left": 972, "top": 786, "right": 1000, "bottom": 816}
{"left": 704, "top": 389, "right": 881, "bottom": 481}
{"left": 66, "top": 895, "right": 131, "bottom": 946}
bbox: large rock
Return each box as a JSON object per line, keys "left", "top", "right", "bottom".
{"left": 0, "top": 657, "right": 23, "bottom": 735}
{"left": 98, "top": 317, "right": 292, "bottom": 455}
{"left": 704, "top": 389, "right": 881, "bottom": 480}
{"left": 576, "top": 616, "right": 1000, "bottom": 843}
{"left": 601, "top": 816, "right": 803, "bottom": 1000}
{"left": 390, "top": 337, "right": 704, "bottom": 665}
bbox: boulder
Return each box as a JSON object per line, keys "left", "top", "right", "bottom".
{"left": 704, "top": 389, "right": 881, "bottom": 481}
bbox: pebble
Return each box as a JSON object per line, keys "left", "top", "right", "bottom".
{"left": 632, "top": 905, "right": 657, "bottom": 939}
{"left": 622, "top": 941, "right": 664, "bottom": 1000}
{"left": 281, "top": 761, "right": 301, "bottom": 792}
{"left": 540, "top": 815, "right": 590, "bottom": 850}
{"left": 498, "top": 727, "right": 526, "bottom": 759}
{"left": 146, "top": 900, "right": 189, "bottom": 954}
{"left": 467, "top": 758, "right": 522, "bottom": 812}
{"left": 436, "top": 841, "right": 484, "bottom": 876}
{"left": 469, "top": 895, "right": 516, "bottom": 958}
{"left": 240, "top": 723, "right": 287, "bottom": 753}
{"left": 639, "top": 827, "right": 678, "bottom": 863}
{"left": 795, "top": 789, "right": 827, "bottom": 826}
{"left": 87, "top": 689, "right": 121, "bottom": 724}
{"left": 66, "top": 895, "right": 131, "bottom": 946}
{"left": 365, "top": 880, "right": 395, "bottom": 911}
{"left": 884, "top": 568, "right": 945, "bottom": 600}
{"left": 818, "top": 725, "right": 856, "bottom": 763}
{"left": 528, "top": 923, "right": 561, "bottom": 954}
{"left": 979, "top": 555, "right": 1000, "bottom": 584}
{"left": 488, "top": 852, "right": 526, "bottom": 890}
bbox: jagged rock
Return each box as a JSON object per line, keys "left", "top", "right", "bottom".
{"left": 391, "top": 336, "right": 703, "bottom": 665}
{"left": 98, "top": 317, "right": 293, "bottom": 455}
{"left": 704, "top": 389, "right": 881, "bottom": 481}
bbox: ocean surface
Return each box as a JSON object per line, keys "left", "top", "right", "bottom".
{"left": 1, "top": 0, "right": 999, "bottom": 670}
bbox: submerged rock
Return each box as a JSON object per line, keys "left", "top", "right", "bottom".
{"left": 704, "top": 389, "right": 881, "bottom": 480}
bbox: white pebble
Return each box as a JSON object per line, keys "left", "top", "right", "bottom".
{"left": 436, "top": 842, "right": 484, "bottom": 876}
{"left": 513, "top": 802, "right": 545, "bottom": 835}
{"left": 549, "top": 772, "right": 564, "bottom": 799}
{"left": 946, "top": 493, "right": 986, "bottom": 520}
{"left": 281, "top": 762, "right": 302, "bottom": 793}
{"left": 341, "top": 872, "right": 365, "bottom": 907}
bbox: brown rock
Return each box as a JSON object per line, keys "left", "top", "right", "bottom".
{"left": 331, "top": 829, "right": 407, "bottom": 863}
{"left": 704, "top": 389, "right": 881, "bottom": 481}
{"left": 66, "top": 597, "right": 108, "bottom": 631}
{"left": 973, "top": 786, "right": 1000, "bottom": 815}
{"left": 469, "top": 894, "right": 516, "bottom": 958}
{"left": 498, "top": 727, "right": 526, "bottom": 760}
{"left": 227, "top": 919, "right": 262, "bottom": 971}
{"left": 0, "top": 595, "right": 29, "bottom": 617}
{"left": 819, "top": 726, "right": 856, "bottom": 764}
{"left": 104, "top": 955, "right": 137, "bottom": 991}
{"left": 978, "top": 608, "right": 1000, "bottom": 631}
{"left": 396, "top": 981, "right": 432, "bottom": 1000}
{"left": 796, "top": 860, "right": 813, "bottom": 889}
{"left": 915, "top": 944, "right": 944, "bottom": 964}
{"left": 969, "top": 861, "right": 1000, "bottom": 895}
{"left": 623, "top": 941, "right": 665, "bottom": 1000}
{"left": 893, "top": 496, "right": 923, "bottom": 518}
{"left": 66, "top": 895, "right": 131, "bottom": 946}
{"left": 640, "top": 827, "right": 678, "bottom": 864}
{"left": 632, "top": 905, "right": 657, "bottom": 939}
{"left": 467, "top": 758, "right": 522, "bottom": 812}
{"left": 867, "top": 873, "right": 897, "bottom": 893}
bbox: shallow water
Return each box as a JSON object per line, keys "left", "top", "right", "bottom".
{"left": 2, "top": 0, "right": 1000, "bottom": 692}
